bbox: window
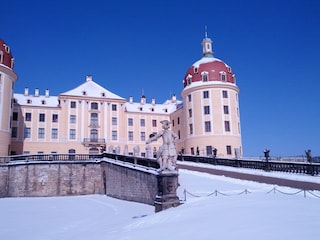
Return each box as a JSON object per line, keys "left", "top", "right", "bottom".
{"left": 51, "top": 128, "right": 58, "bottom": 139}
{"left": 225, "top": 121, "right": 230, "bottom": 132}
{"left": 25, "top": 113, "right": 31, "bottom": 121}
{"left": 112, "top": 117, "right": 117, "bottom": 125}
{"left": 90, "top": 129, "right": 98, "bottom": 141}
{"left": 70, "top": 101, "right": 76, "bottom": 108}
{"left": 112, "top": 104, "right": 117, "bottom": 111}
{"left": 140, "top": 132, "right": 146, "bottom": 141}
{"left": 140, "top": 119, "right": 145, "bottom": 127}
{"left": 177, "top": 117, "right": 180, "bottom": 125}
{"left": 224, "top": 106, "right": 229, "bottom": 114}
{"left": 189, "top": 109, "right": 192, "bottom": 118}
{"left": 70, "top": 115, "right": 76, "bottom": 123}
{"left": 220, "top": 72, "right": 226, "bottom": 82}
{"left": 52, "top": 114, "right": 58, "bottom": 122}
{"left": 188, "top": 94, "right": 192, "bottom": 102}
{"left": 69, "top": 129, "right": 76, "bottom": 139}
{"left": 226, "top": 145, "right": 232, "bottom": 155}
{"left": 222, "top": 90, "right": 228, "bottom": 98}
{"left": 189, "top": 124, "right": 193, "bottom": 134}
{"left": 90, "top": 113, "right": 98, "bottom": 125}
{"left": 128, "top": 118, "right": 133, "bottom": 126}
{"left": 39, "top": 113, "right": 45, "bottom": 122}
{"left": 194, "top": 67, "right": 198, "bottom": 73}
{"left": 24, "top": 127, "right": 31, "bottom": 138}
{"left": 38, "top": 128, "right": 45, "bottom": 138}
{"left": 152, "top": 119, "right": 157, "bottom": 127}
{"left": 205, "top": 121, "right": 211, "bottom": 132}
{"left": 204, "top": 106, "right": 210, "bottom": 115}
{"left": 112, "top": 131, "right": 117, "bottom": 140}
{"left": 128, "top": 131, "right": 133, "bottom": 141}
{"left": 13, "top": 112, "right": 18, "bottom": 121}
{"left": 202, "top": 72, "right": 208, "bottom": 82}
{"left": 12, "top": 127, "right": 17, "bottom": 138}
{"left": 91, "top": 102, "right": 98, "bottom": 110}
{"left": 203, "top": 91, "right": 209, "bottom": 99}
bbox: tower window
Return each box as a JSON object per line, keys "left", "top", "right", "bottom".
{"left": 224, "top": 121, "right": 230, "bottom": 132}
{"left": 204, "top": 106, "right": 210, "bottom": 115}
{"left": 224, "top": 105, "right": 229, "bottom": 114}
{"left": 203, "top": 91, "right": 209, "bottom": 99}
{"left": 222, "top": 90, "right": 228, "bottom": 98}
{"left": 205, "top": 121, "right": 211, "bottom": 132}
{"left": 189, "top": 124, "right": 193, "bottom": 134}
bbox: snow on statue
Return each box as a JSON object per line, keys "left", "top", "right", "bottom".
{"left": 146, "top": 120, "right": 178, "bottom": 172}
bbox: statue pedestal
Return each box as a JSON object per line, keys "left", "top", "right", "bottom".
{"left": 155, "top": 171, "right": 180, "bottom": 212}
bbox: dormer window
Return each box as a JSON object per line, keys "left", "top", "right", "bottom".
{"left": 139, "top": 107, "right": 143, "bottom": 111}
{"left": 41, "top": 100, "right": 46, "bottom": 105}
{"left": 220, "top": 71, "right": 226, "bottom": 81}
{"left": 0, "top": 51, "right": 3, "bottom": 64}
{"left": 27, "top": 99, "right": 32, "bottom": 104}
{"left": 194, "top": 67, "right": 198, "bottom": 73}
{"left": 101, "top": 92, "right": 105, "bottom": 97}
{"left": 201, "top": 71, "right": 208, "bottom": 82}
{"left": 227, "top": 66, "right": 232, "bottom": 73}
{"left": 186, "top": 74, "right": 192, "bottom": 85}
{"left": 164, "top": 108, "right": 168, "bottom": 113}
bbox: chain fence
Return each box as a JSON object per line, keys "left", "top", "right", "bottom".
{"left": 182, "top": 187, "right": 320, "bottom": 202}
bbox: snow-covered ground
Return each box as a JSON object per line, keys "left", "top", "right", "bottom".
{"left": 1, "top": 168, "right": 320, "bottom": 240}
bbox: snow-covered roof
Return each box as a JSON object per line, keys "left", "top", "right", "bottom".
{"left": 60, "top": 76, "right": 125, "bottom": 100}
{"left": 125, "top": 99, "right": 182, "bottom": 114}
{"left": 14, "top": 93, "right": 59, "bottom": 107}
{"left": 192, "top": 56, "right": 225, "bottom": 68}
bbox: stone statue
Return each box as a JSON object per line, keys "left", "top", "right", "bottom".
{"left": 146, "top": 120, "right": 178, "bottom": 172}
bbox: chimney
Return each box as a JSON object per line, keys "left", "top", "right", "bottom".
{"left": 45, "top": 89, "right": 49, "bottom": 98}
{"left": 129, "top": 96, "right": 133, "bottom": 103}
{"left": 171, "top": 94, "right": 176, "bottom": 103}
{"left": 35, "top": 88, "right": 39, "bottom": 97}
{"left": 86, "top": 75, "right": 92, "bottom": 82}
{"left": 140, "top": 95, "right": 146, "bottom": 105}
{"left": 24, "top": 87, "right": 29, "bottom": 96}
{"left": 151, "top": 98, "right": 156, "bottom": 105}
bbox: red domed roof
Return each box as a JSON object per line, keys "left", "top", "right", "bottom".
{"left": 0, "top": 39, "right": 14, "bottom": 69}
{"left": 183, "top": 57, "right": 235, "bottom": 88}
{"left": 183, "top": 35, "right": 236, "bottom": 88}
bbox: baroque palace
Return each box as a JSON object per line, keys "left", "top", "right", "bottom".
{"left": 0, "top": 34, "right": 242, "bottom": 158}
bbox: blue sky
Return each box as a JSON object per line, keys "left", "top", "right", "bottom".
{"left": 2, "top": 0, "right": 320, "bottom": 157}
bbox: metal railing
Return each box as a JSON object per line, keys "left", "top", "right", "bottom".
{"left": 178, "top": 155, "right": 320, "bottom": 176}
{"left": 1, "top": 153, "right": 319, "bottom": 176}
